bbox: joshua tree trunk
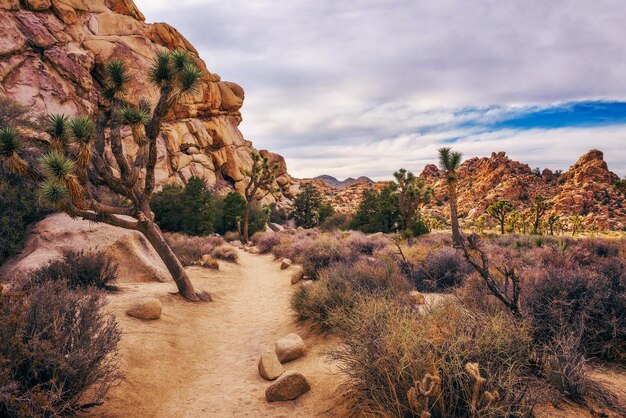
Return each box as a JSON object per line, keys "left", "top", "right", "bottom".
{"left": 139, "top": 221, "right": 209, "bottom": 301}
{"left": 500, "top": 221, "right": 505, "bottom": 235}
{"left": 448, "top": 182, "right": 462, "bottom": 246}
{"left": 243, "top": 202, "right": 251, "bottom": 244}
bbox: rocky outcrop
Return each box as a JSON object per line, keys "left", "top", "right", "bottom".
{"left": 0, "top": 213, "right": 171, "bottom": 281}
{"left": 0, "top": 0, "right": 289, "bottom": 199}
{"left": 304, "top": 149, "right": 625, "bottom": 230}
{"left": 553, "top": 150, "right": 625, "bottom": 230}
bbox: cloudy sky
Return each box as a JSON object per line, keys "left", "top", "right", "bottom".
{"left": 135, "top": 0, "right": 626, "bottom": 180}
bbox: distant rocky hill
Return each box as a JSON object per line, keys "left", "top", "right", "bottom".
{"left": 305, "top": 149, "right": 625, "bottom": 230}
{"left": 313, "top": 175, "right": 374, "bottom": 189}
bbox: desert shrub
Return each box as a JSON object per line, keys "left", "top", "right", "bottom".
{"left": 152, "top": 176, "right": 216, "bottom": 236}
{"left": 298, "top": 236, "right": 357, "bottom": 278}
{"left": 199, "top": 255, "right": 219, "bottom": 270}
{"left": 523, "top": 259, "right": 626, "bottom": 362}
{"left": 251, "top": 232, "right": 282, "bottom": 253}
{"left": 319, "top": 212, "right": 352, "bottom": 231}
{"left": 211, "top": 244, "right": 239, "bottom": 263}
{"left": 223, "top": 231, "right": 240, "bottom": 242}
{"left": 0, "top": 282, "right": 121, "bottom": 417}
{"left": 271, "top": 229, "right": 320, "bottom": 261}
{"left": 346, "top": 232, "right": 389, "bottom": 256}
{"left": 330, "top": 299, "right": 536, "bottom": 417}
{"left": 540, "top": 333, "right": 590, "bottom": 400}
{"left": 291, "top": 259, "right": 411, "bottom": 331}
{"left": 569, "top": 238, "right": 620, "bottom": 265}
{"left": 0, "top": 167, "right": 48, "bottom": 267}
{"left": 410, "top": 248, "right": 472, "bottom": 292}
{"left": 164, "top": 233, "right": 224, "bottom": 266}
{"left": 25, "top": 250, "right": 118, "bottom": 291}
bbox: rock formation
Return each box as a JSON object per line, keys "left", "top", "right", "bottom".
{"left": 305, "top": 150, "right": 625, "bottom": 230}
{"left": 0, "top": 0, "right": 291, "bottom": 200}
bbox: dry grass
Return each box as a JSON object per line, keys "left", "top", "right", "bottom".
{"left": 164, "top": 232, "right": 224, "bottom": 266}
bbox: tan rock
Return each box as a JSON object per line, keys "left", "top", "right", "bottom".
{"left": 258, "top": 350, "right": 284, "bottom": 381}
{"left": 25, "top": 0, "right": 51, "bottom": 11}
{"left": 409, "top": 290, "right": 426, "bottom": 305}
{"left": 280, "top": 259, "right": 292, "bottom": 270}
{"left": 275, "top": 333, "right": 306, "bottom": 363}
{"left": 291, "top": 267, "right": 304, "bottom": 284}
{"left": 265, "top": 371, "right": 311, "bottom": 402}
{"left": 127, "top": 298, "right": 162, "bottom": 320}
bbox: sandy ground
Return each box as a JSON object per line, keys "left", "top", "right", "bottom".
{"left": 89, "top": 250, "right": 348, "bottom": 417}
{"left": 85, "top": 248, "right": 626, "bottom": 418}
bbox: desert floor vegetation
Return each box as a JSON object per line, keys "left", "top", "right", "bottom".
{"left": 0, "top": 256, "right": 121, "bottom": 417}
{"left": 274, "top": 227, "right": 626, "bottom": 417}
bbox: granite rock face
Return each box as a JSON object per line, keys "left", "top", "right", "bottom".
{"left": 0, "top": 0, "right": 291, "bottom": 200}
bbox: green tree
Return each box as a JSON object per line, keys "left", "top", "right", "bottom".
{"left": 350, "top": 185, "right": 400, "bottom": 233}
{"left": 318, "top": 202, "right": 335, "bottom": 224}
{"left": 292, "top": 183, "right": 323, "bottom": 228}
{"left": 438, "top": 147, "right": 464, "bottom": 246}
{"left": 531, "top": 194, "right": 554, "bottom": 234}
{"left": 243, "top": 153, "right": 278, "bottom": 243}
{"left": 0, "top": 51, "right": 209, "bottom": 301}
{"left": 152, "top": 177, "right": 215, "bottom": 236}
{"left": 218, "top": 191, "right": 247, "bottom": 235}
{"left": 487, "top": 200, "right": 513, "bottom": 234}
{"left": 393, "top": 168, "right": 432, "bottom": 233}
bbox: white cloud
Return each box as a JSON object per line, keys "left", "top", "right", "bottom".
{"left": 134, "top": 0, "right": 626, "bottom": 179}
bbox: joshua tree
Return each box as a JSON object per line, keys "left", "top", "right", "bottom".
{"left": 243, "top": 152, "right": 279, "bottom": 243}
{"left": 438, "top": 147, "right": 463, "bottom": 246}
{"left": 393, "top": 168, "right": 433, "bottom": 232}
{"left": 547, "top": 213, "right": 560, "bottom": 236}
{"left": 0, "top": 51, "right": 211, "bottom": 302}
{"left": 570, "top": 215, "right": 583, "bottom": 236}
{"left": 487, "top": 200, "right": 513, "bottom": 235}
{"left": 531, "top": 194, "right": 554, "bottom": 235}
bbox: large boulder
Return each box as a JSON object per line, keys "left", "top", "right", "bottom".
{"left": 0, "top": 0, "right": 290, "bottom": 202}
{"left": 265, "top": 371, "right": 310, "bottom": 402}
{"left": 0, "top": 213, "right": 170, "bottom": 283}
{"left": 275, "top": 333, "right": 306, "bottom": 363}
{"left": 258, "top": 351, "right": 284, "bottom": 381}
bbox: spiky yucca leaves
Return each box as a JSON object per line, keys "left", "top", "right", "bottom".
{"left": 149, "top": 50, "right": 173, "bottom": 86}
{"left": 117, "top": 104, "right": 150, "bottom": 126}
{"left": 46, "top": 114, "right": 72, "bottom": 153}
{"left": 148, "top": 49, "right": 202, "bottom": 95}
{"left": 0, "top": 126, "right": 29, "bottom": 175}
{"left": 103, "top": 60, "right": 131, "bottom": 101}
{"left": 39, "top": 151, "right": 85, "bottom": 209}
{"left": 39, "top": 179, "right": 69, "bottom": 207}
{"left": 68, "top": 116, "right": 95, "bottom": 175}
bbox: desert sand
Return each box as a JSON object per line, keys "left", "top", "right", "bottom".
{"left": 90, "top": 250, "right": 348, "bottom": 417}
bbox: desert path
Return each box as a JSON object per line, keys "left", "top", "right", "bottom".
{"left": 91, "top": 250, "right": 347, "bottom": 418}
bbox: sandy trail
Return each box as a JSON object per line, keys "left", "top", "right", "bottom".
{"left": 91, "top": 250, "right": 347, "bottom": 417}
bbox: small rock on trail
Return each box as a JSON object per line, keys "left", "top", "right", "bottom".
{"left": 265, "top": 371, "right": 311, "bottom": 402}
{"left": 275, "top": 333, "right": 306, "bottom": 363}
{"left": 258, "top": 350, "right": 284, "bottom": 381}
{"left": 127, "top": 298, "right": 162, "bottom": 320}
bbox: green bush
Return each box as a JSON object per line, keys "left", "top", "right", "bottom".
{"left": 319, "top": 213, "right": 352, "bottom": 231}
{"left": 350, "top": 185, "right": 400, "bottom": 233}
{"left": 0, "top": 167, "right": 48, "bottom": 266}
{"left": 152, "top": 176, "right": 216, "bottom": 236}
{"left": 0, "top": 281, "right": 121, "bottom": 417}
